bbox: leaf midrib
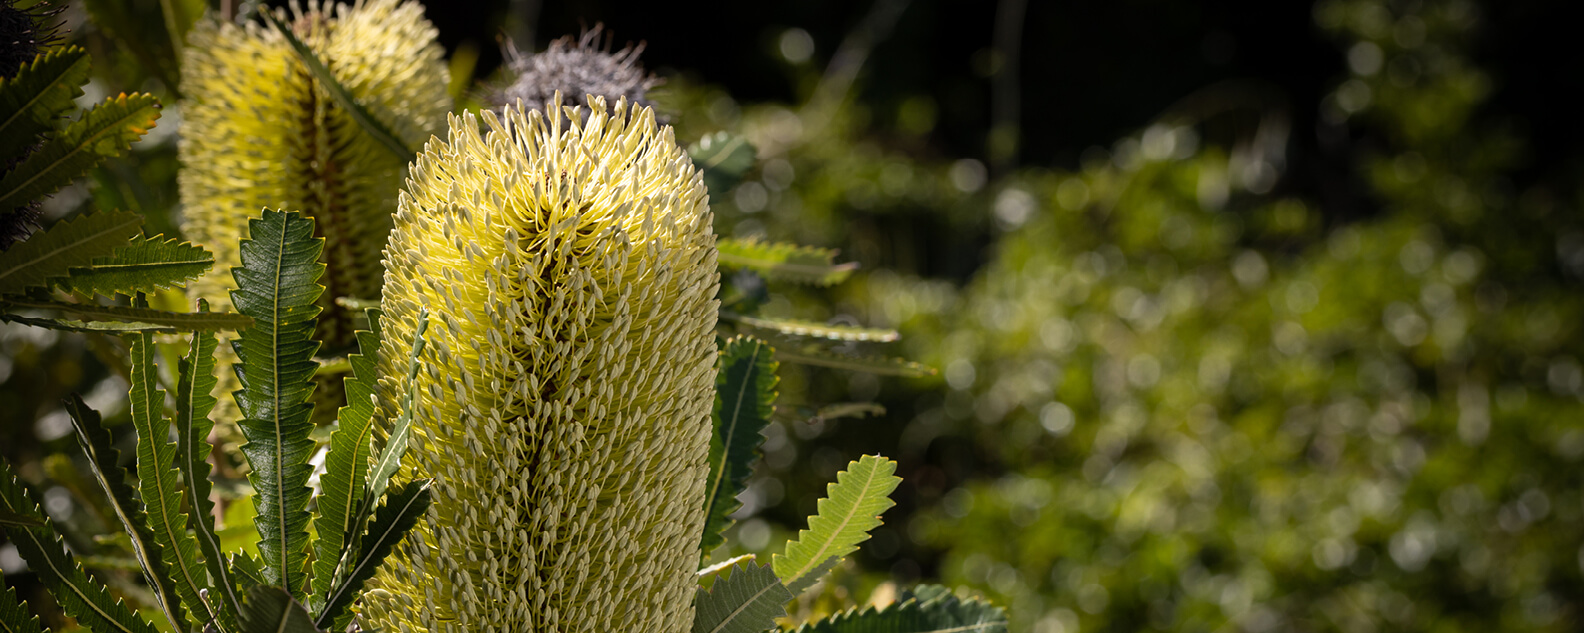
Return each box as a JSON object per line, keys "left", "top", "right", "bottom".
{"left": 787, "top": 463, "right": 884, "bottom": 582}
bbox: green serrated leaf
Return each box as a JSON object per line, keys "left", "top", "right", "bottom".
{"left": 726, "top": 313, "right": 899, "bottom": 343}
{"left": 62, "top": 393, "right": 189, "bottom": 632}
{"left": 175, "top": 306, "right": 244, "bottom": 633}
{"left": 238, "top": 586, "right": 319, "bottom": 633}
{"left": 310, "top": 310, "right": 382, "bottom": 612}
{"left": 789, "top": 587, "right": 1007, "bottom": 633}
{"left": 0, "top": 92, "right": 162, "bottom": 213}
{"left": 689, "top": 131, "right": 757, "bottom": 195}
{"left": 773, "top": 455, "right": 901, "bottom": 593}
{"left": 230, "top": 209, "right": 326, "bottom": 599}
{"left": 773, "top": 349, "right": 936, "bottom": 378}
{"left": 260, "top": 10, "right": 411, "bottom": 160}
{"left": 691, "top": 561, "right": 792, "bottom": 633}
{"left": 716, "top": 237, "right": 857, "bottom": 286}
{"left": 0, "top": 210, "right": 142, "bottom": 295}
{"left": 352, "top": 309, "right": 426, "bottom": 545}
{"left": 0, "top": 46, "right": 89, "bottom": 161}
{"left": 0, "top": 312, "right": 198, "bottom": 333}
{"left": 0, "top": 506, "right": 44, "bottom": 528}
{"left": 0, "top": 459, "right": 160, "bottom": 633}
{"left": 701, "top": 336, "right": 778, "bottom": 555}
{"left": 230, "top": 552, "right": 266, "bottom": 594}
{"left": 315, "top": 479, "right": 432, "bottom": 631}
{"left": 2, "top": 297, "right": 253, "bottom": 330}
{"left": 56, "top": 234, "right": 216, "bottom": 298}
{"left": 784, "top": 556, "right": 840, "bottom": 597}
{"left": 127, "top": 331, "right": 214, "bottom": 631}
{"left": 0, "top": 583, "right": 46, "bottom": 633}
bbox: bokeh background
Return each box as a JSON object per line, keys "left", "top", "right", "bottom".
{"left": 5, "top": 0, "right": 1583, "bottom": 631}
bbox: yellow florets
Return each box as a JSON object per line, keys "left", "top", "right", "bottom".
{"left": 361, "top": 96, "right": 719, "bottom": 633}
{"left": 180, "top": 0, "right": 449, "bottom": 348}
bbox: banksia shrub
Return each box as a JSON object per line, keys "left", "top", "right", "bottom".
{"left": 360, "top": 96, "right": 719, "bottom": 632}
{"left": 180, "top": 0, "right": 449, "bottom": 348}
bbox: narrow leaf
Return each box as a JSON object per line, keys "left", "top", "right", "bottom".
{"left": 0, "top": 46, "right": 89, "bottom": 160}
{"left": 774, "top": 349, "right": 936, "bottom": 378}
{"left": 354, "top": 310, "right": 427, "bottom": 536}
{"left": 238, "top": 586, "right": 319, "bottom": 633}
{"left": 230, "top": 209, "right": 326, "bottom": 599}
{"left": 783, "top": 556, "right": 840, "bottom": 597}
{"left": 0, "top": 459, "right": 159, "bottom": 633}
{"left": 0, "top": 210, "right": 142, "bottom": 295}
{"left": 0, "top": 92, "right": 162, "bottom": 213}
{"left": 717, "top": 237, "right": 857, "bottom": 286}
{"left": 726, "top": 313, "right": 898, "bottom": 343}
{"left": 2, "top": 297, "right": 252, "bottom": 330}
{"left": 688, "top": 131, "right": 757, "bottom": 195}
{"left": 772, "top": 455, "right": 901, "bottom": 592}
{"left": 310, "top": 310, "right": 382, "bottom": 609}
{"left": 176, "top": 305, "right": 244, "bottom": 632}
{"left": 62, "top": 393, "right": 189, "bottom": 632}
{"left": 0, "top": 507, "right": 44, "bottom": 528}
{"left": 701, "top": 336, "right": 778, "bottom": 554}
{"left": 128, "top": 331, "right": 214, "bottom": 631}
{"left": 315, "top": 479, "right": 433, "bottom": 631}
{"left": 230, "top": 553, "right": 266, "bottom": 594}
{"left": 0, "top": 584, "right": 46, "bottom": 633}
{"left": 0, "top": 312, "right": 205, "bottom": 333}
{"left": 260, "top": 10, "right": 411, "bottom": 160}
{"left": 691, "top": 561, "right": 792, "bottom": 633}
{"left": 789, "top": 587, "right": 1008, "bottom": 633}
{"left": 56, "top": 234, "right": 215, "bottom": 298}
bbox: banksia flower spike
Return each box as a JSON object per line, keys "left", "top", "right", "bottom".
{"left": 180, "top": 0, "right": 450, "bottom": 349}
{"left": 360, "top": 95, "right": 719, "bottom": 632}
{"left": 492, "top": 26, "right": 659, "bottom": 115}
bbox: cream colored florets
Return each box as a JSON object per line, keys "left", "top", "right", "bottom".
{"left": 361, "top": 95, "right": 719, "bottom": 633}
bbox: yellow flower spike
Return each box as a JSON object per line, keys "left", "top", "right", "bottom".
{"left": 362, "top": 95, "right": 720, "bottom": 633}
{"left": 179, "top": 0, "right": 450, "bottom": 349}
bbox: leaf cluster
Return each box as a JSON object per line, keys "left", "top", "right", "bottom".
{"left": 0, "top": 210, "right": 430, "bottom": 633}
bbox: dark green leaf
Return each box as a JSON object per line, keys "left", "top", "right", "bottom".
{"left": 62, "top": 393, "right": 191, "bottom": 632}
{"left": 351, "top": 310, "right": 426, "bottom": 549}
{"left": 238, "top": 586, "right": 319, "bottom": 633}
{"left": 0, "top": 92, "right": 162, "bottom": 213}
{"left": 0, "top": 583, "right": 45, "bottom": 633}
{"left": 230, "top": 209, "right": 326, "bottom": 599}
{"left": 260, "top": 10, "right": 411, "bottom": 160}
{"left": 691, "top": 561, "right": 792, "bottom": 633}
{"left": 701, "top": 336, "right": 778, "bottom": 555}
{"left": 789, "top": 586, "right": 1007, "bottom": 633}
{"left": 689, "top": 131, "right": 757, "bottom": 194}
{"left": 0, "top": 210, "right": 142, "bottom": 295}
{"left": 310, "top": 310, "right": 382, "bottom": 611}
{"left": 0, "top": 46, "right": 89, "bottom": 160}
{"left": 127, "top": 331, "right": 214, "bottom": 631}
{"left": 176, "top": 307, "right": 244, "bottom": 632}
{"left": 2, "top": 297, "right": 252, "bottom": 331}
{"left": 315, "top": 479, "right": 432, "bottom": 631}
{"left": 772, "top": 349, "right": 936, "bottom": 378}
{"left": 0, "top": 459, "right": 159, "bottom": 633}
{"left": 56, "top": 234, "right": 215, "bottom": 298}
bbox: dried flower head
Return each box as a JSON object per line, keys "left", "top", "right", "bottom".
{"left": 493, "top": 25, "right": 659, "bottom": 115}
{"left": 359, "top": 96, "right": 719, "bottom": 633}
{"left": 0, "top": 0, "right": 62, "bottom": 79}
{"left": 179, "top": 0, "right": 449, "bottom": 348}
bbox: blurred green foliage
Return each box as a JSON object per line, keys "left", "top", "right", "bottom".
{"left": 5, "top": 0, "right": 1581, "bottom": 631}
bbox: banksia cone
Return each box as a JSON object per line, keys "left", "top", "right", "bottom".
{"left": 180, "top": 0, "right": 449, "bottom": 349}
{"left": 360, "top": 96, "right": 719, "bottom": 632}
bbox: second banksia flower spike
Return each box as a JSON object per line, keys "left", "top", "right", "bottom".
{"left": 361, "top": 96, "right": 719, "bottom": 632}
